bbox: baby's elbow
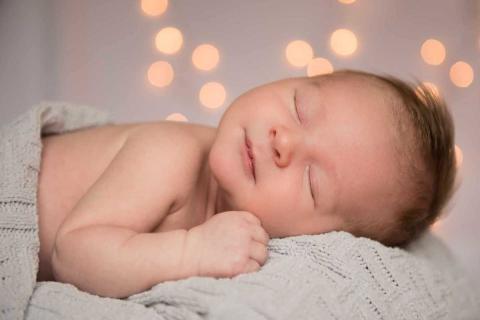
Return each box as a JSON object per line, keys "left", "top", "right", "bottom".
{"left": 51, "top": 230, "right": 143, "bottom": 299}
{"left": 50, "top": 231, "right": 85, "bottom": 286}
{"left": 51, "top": 245, "right": 129, "bottom": 298}
{"left": 50, "top": 235, "right": 73, "bottom": 283}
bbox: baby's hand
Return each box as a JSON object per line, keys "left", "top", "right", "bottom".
{"left": 182, "top": 211, "right": 270, "bottom": 278}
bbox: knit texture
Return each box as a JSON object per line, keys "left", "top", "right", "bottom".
{"left": 1, "top": 102, "right": 478, "bottom": 320}
{"left": 0, "top": 102, "right": 110, "bottom": 319}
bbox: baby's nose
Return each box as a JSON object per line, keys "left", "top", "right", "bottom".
{"left": 269, "top": 125, "right": 298, "bottom": 168}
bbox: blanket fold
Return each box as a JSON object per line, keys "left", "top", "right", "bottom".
{"left": 0, "top": 102, "right": 478, "bottom": 320}
{"left": 0, "top": 102, "right": 110, "bottom": 319}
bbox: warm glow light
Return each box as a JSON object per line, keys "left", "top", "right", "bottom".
{"left": 330, "top": 29, "right": 358, "bottom": 56}
{"left": 147, "top": 61, "right": 174, "bottom": 87}
{"left": 192, "top": 44, "right": 220, "bottom": 71}
{"left": 285, "top": 40, "right": 314, "bottom": 67}
{"left": 141, "top": 0, "right": 168, "bottom": 16}
{"left": 307, "top": 57, "right": 334, "bottom": 76}
{"left": 420, "top": 39, "right": 446, "bottom": 65}
{"left": 419, "top": 82, "right": 440, "bottom": 97}
{"left": 199, "top": 82, "right": 226, "bottom": 109}
{"left": 338, "top": 0, "right": 356, "bottom": 3}
{"left": 455, "top": 145, "right": 463, "bottom": 169}
{"left": 166, "top": 113, "right": 188, "bottom": 122}
{"left": 431, "top": 219, "right": 442, "bottom": 230}
{"left": 450, "top": 61, "right": 474, "bottom": 88}
{"left": 155, "top": 27, "right": 183, "bottom": 54}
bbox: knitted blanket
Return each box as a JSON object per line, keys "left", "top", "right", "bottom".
{"left": 1, "top": 102, "right": 478, "bottom": 320}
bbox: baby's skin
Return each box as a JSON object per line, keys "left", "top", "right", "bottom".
{"left": 37, "top": 74, "right": 400, "bottom": 298}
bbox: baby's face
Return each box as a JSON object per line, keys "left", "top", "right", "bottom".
{"left": 209, "top": 74, "right": 400, "bottom": 238}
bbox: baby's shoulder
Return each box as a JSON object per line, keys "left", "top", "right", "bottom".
{"left": 125, "top": 121, "right": 214, "bottom": 163}
{"left": 124, "top": 121, "right": 215, "bottom": 197}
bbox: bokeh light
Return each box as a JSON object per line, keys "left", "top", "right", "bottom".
{"left": 420, "top": 39, "right": 446, "bottom": 65}
{"left": 307, "top": 57, "right": 334, "bottom": 76}
{"left": 147, "top": 61, "right": 174, "bottom": 87}
{"left": 285, "top": 40, "right": 314, "bottom": 67}
{"left": 449, "top": 61, "right": 474, "bottom": 88}
{"left": 141, "top": 0, "right": 168, "bottom": 16}
{"left": 199, "top": 82, "right": 226, "bottom": 109}
{"left": 455, "top": 145, "right": 463, "bottom": 169}
{"left": 155, "top": 27, "right": 183, "bottom": 54}
{"left": 330, "top": 29, "right": 358, "bottom": 56}
{"left": 192, "top": 44, "right": 220, "bottom": 71}
{"left": 166, "top": 113, "right": 188, "bottom": 122}
{"left": 338, "top": 0, "right": 356, "bottom": 3}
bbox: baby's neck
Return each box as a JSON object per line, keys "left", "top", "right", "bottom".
{"left": 189, "top": 124, "right": 232, "bottom": 220}
{"left": 201, "top": 152, "right": 232, "bottom": 220}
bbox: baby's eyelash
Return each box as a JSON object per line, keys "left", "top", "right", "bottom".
{"left": 307, "top": 165, "right": 315, "bottom": 203}
{"left": 294, "top": 92, "right": 302, "bottom": 123}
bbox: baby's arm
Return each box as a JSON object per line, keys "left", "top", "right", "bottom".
{"left": 52, "top": 125, "right": 201, "bottom": 298}
{"left": 53, "top": 225, "right": 191, "bottom": 298}
{"left": 54, "top": 210, "right": 269, "bottom": 298}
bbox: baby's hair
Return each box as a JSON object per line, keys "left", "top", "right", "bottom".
{"left": 317, "top": 69, "right": 457, "bottom": 247}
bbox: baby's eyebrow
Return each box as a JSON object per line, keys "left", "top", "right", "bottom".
{"left": 295, "top": 81, "right": 326, "bottom": 126}
{"left": 308, "top": 76, "right": 329, "bottom": 91}
{"left": 303, "top": 81, "right": 328, "bottom": 116}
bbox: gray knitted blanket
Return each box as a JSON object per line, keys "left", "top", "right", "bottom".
{"left": 1, "top": 102, "right": 479, "bottom": 320}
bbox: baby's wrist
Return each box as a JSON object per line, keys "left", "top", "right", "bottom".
{"left": 179, "top": 228, "right": 201, "bottom": 278}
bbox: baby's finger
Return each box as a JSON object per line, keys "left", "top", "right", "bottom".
{"left": 243, "top": 259, "right": 261, "bottom": 274}
{"left": 250, "top": 241, "right": 268, "bottom": 266}
{"left": 251, "top": 225, "right": 270, "bottom": 245}
{"left": 238, "top": 211, "right": 261, "bottom": 225}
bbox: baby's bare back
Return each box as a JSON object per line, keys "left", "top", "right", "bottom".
{"left": 37, "top": 121, "right": 215, "bottom": 281}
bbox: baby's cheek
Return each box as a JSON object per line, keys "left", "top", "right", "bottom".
{"left": 248, "top": 203, "right": 297, "bottom": 234}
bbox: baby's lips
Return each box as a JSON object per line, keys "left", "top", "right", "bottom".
{"left": 247, "top": 146, "right": 254, "bottom": 161}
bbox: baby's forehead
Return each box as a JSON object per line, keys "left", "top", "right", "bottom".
{"left": 270, "top": 74, "right": 388, "bottom": 101}
{"left": 305, "top": 74, "right": 397, "bottom": 110}
{"left": 309, "top": 72, "right": 393, "bottom": 94}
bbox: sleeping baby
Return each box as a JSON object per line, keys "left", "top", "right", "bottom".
{"left": 36, "top": 69, "right": 457, "bottom": 298}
